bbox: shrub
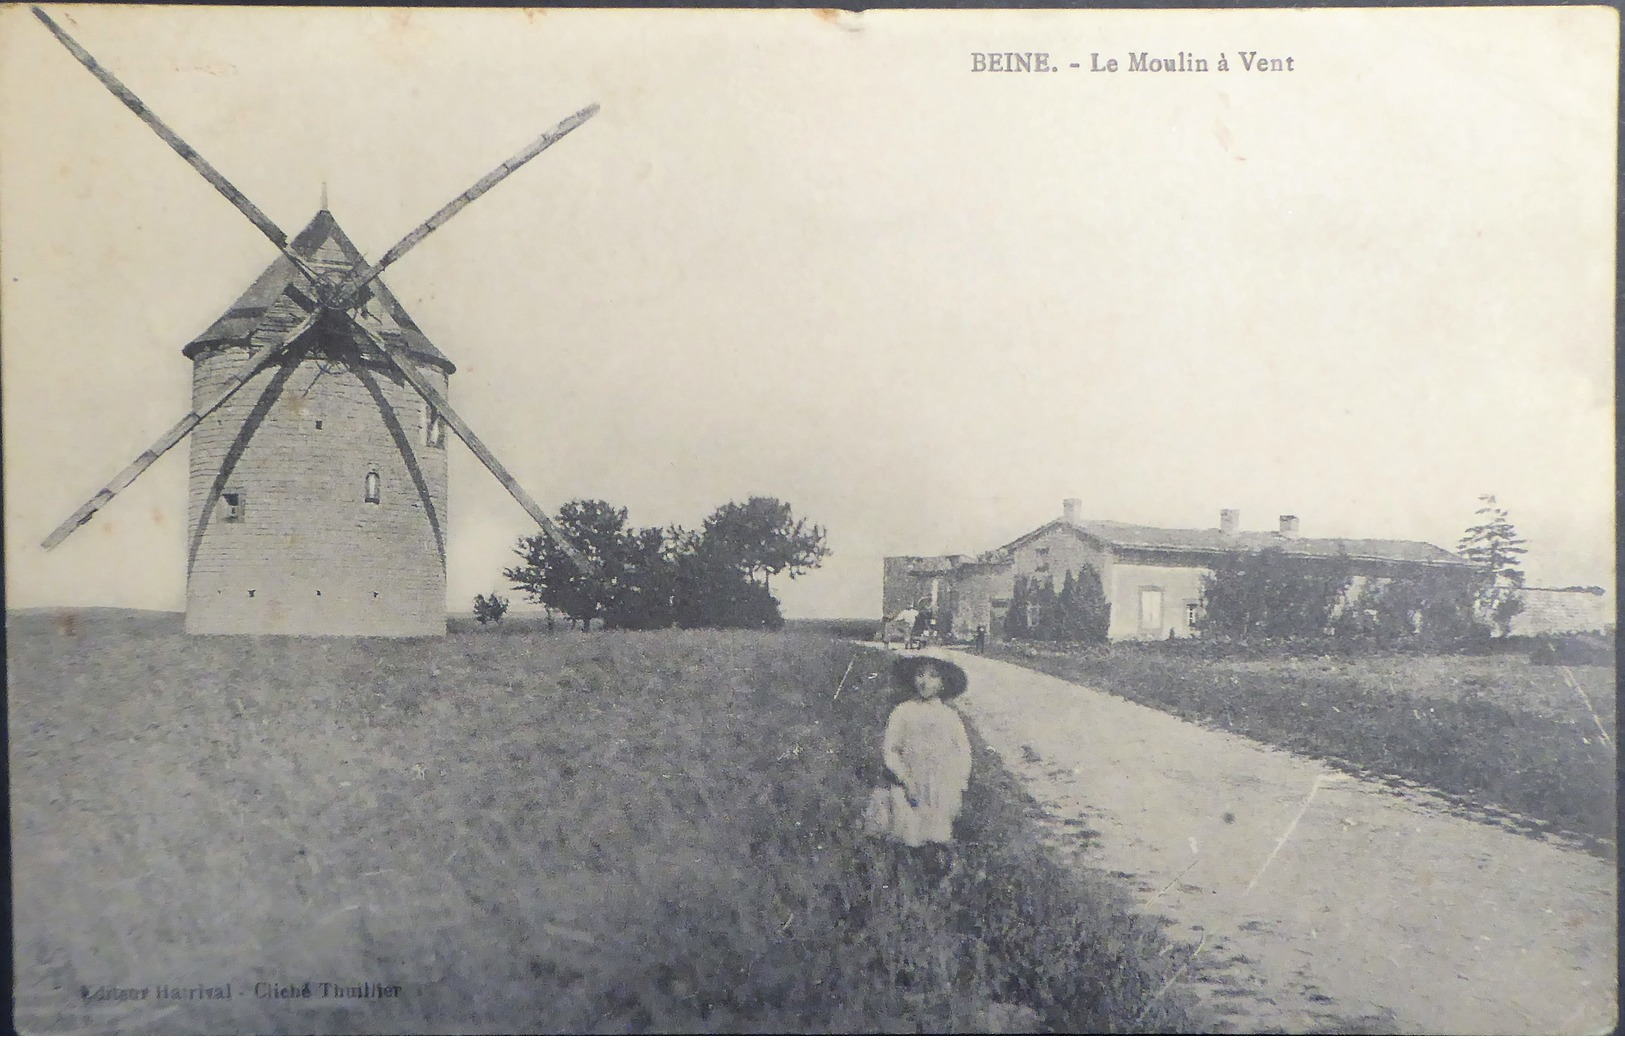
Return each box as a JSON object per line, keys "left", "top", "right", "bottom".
{"left": 1004, "top": 577, "right": 1031, "bottom": 639}
{"left": 472, "top": 591, "right": 509, "bottom": 625}
{"left": 1055, "top": 567, "right": 1111, "bottom": 644}
{"left": 1198, "top": 549, "right": 1353, "bottom": 640}
{"left": 1332, "top": 569, "right": 1480, "bottom": 650}
{"left": 1529, "top": 634, "right": 1616, "bottom": 667}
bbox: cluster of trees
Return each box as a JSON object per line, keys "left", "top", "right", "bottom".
{"left": 1003, "top": 567, "right": 1111, "bottom": 643}
{"left": 1196, "top": 551, "right": 1360, "bottom": 641}
{"left": 1196, "top": 494, "right": 1530, "bottom": 647}
{"left": 1195, "top": 551, "right": 1481, "bottom": 648}
{"left": 503, "top": 496, "right": 830, "bottom": 632}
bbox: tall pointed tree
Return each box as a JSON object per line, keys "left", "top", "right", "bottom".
{"left": 1004, "top": 576, "right": 1031, "bottom": 639}
{"left": 1456, "top": 494, "right": 1528, "bottom": 636}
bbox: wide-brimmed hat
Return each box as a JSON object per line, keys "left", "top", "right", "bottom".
{"left": 891, "top": 656, "right": 969, "bottom": 700}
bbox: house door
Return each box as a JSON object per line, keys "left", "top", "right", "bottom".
{"left": 1138, "top": 588, "right": 1163, "bottom": 636}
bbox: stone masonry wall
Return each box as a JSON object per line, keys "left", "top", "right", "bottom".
{"left": 185, "top": 346, "right": 449, "bottom": 636}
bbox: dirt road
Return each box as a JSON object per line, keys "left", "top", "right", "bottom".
{"left": 939, "top": 649, "right": 1616, "bottom": 1034}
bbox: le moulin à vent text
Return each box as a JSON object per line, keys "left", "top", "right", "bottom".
{"left": 971, "top": 51, "right": 1296, "bottom": 73}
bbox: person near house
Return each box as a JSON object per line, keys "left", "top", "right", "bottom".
{"left": 973, "top": 625, "right": 987, "bottom": 654}
{"left": 909, "top": 608, "right": 933, "bottom": 649}
{"left": 864, "top": 656, "right": 972, "bottom": 887}
{"left": 883, "top": 607, "right": 918, "bottom": 648}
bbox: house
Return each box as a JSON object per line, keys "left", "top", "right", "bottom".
{"left": 1506, "top": 587, "right": 1615, "bottom": 637}
{"left": 884, "top": 499, "right": 1472, "bottom": 642}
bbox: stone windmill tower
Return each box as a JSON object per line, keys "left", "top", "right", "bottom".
{"left": 180, "top": 211, "right": 457, "bottom": 635}
{"left": 33, "top": 8, "right": 595, "bottom": 636}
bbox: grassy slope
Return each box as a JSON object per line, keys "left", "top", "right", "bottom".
{"left": 987, "top": 643, "right": 1616, "bottom": 846}
{"left": 11, "top": 614, "right": 1200, "bottom": 1034}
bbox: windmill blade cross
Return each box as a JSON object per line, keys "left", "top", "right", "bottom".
{"left": 29, "top": 6, "right": 335, "bottom": 294}
{"left": 33, "top": 5, "right": 600, "bottom": 562}
{"left": 34, "top": 3, "right": 596, "bottom": 313}
{"left": 336, "top": 311, "right": 597, "bottom": 575}
{"left": 330, "top": 103, "right": 599, "bottom": 305}
{"left": 40, "top": 309, "right": 323, "bottom": 550}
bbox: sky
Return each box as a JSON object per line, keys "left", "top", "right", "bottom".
{"left": 2, "top": 6, "right": 1616, "bottom": 618}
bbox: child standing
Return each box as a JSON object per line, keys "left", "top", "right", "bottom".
{"left": 873, "top": 656, "right": 972, "bottom": 885}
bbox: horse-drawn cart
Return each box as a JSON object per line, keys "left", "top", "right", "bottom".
{"left": 882, "top": 608, "right": 933, "bottom": 649}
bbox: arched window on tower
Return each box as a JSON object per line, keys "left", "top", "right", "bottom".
{"left": 364, "top": 468, "right": 380, "bottom": 505}
{"left": 425, "top": 406, "right": 446, "bottom": 448}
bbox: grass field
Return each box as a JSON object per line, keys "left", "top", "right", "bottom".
{"left": 987, "top": 642, "right": 1616, "bottom": 848}
{"left": 10, "top": 610, "right": 1201, "bottom": 1033}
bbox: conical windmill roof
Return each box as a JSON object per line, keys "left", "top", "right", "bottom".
{"left": 183, "top": 209, "right": 455, "bottom": 374}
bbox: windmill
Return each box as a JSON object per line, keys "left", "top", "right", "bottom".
{"left": 31, "top": 7, "right": 596, "bottom": 636}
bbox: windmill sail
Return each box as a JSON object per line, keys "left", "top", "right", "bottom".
{"left": 39, "top": 308, "right": 323, "bottom": 551}
{"left": 33, "top": 4, "right": 601, "bottom": 579}
{"left": 331, "top": 104, "right": 599, "bottom": 305}
{"left": 28, "top": 6, "right": 319, "bottom": 288}
{"left": 334, "top": 308, "right": 594, "bottom": 573}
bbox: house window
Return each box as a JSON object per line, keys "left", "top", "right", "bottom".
{"left": 1027, "top": 601, "right": 1043, "bottom": 629}
{"left": 425, "top": 406, "right": 446, "bottom": 448}
{"left": 364, "top": 469, "right": 380, "bottom": 504}
{"left": 1138, "top": 587, "right": 1163, "bottom": 633}
{"left": 1185, "top": 601, "right": 1200, "bottom": 629}
{"left": 220, "top": 491, "right": 244, "bottom": 523}
{"left": 1035, "top": 547, "right": 1051, "bottom": 572}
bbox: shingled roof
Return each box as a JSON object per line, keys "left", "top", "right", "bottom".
{"left": 1006, "top": 517, "right": 1468, "bottom": 567}
{"left": 183, "top": 209, "right": 454, "bottom": 374}
{"left": 1507, "top": 587, "right": 1615, "bottom": 635}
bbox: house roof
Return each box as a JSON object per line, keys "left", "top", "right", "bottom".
{"left": 183, "top": 209, "right": 455, "bottom": 374}
{"left": 891, "top": 550, "right": 1011, "bottom": 575}
{"left": 1507, "top": 587, "right": 1615, "bottom": 636}
{"left": 1003, "top": 517, "right": 1469, "bottom": 568}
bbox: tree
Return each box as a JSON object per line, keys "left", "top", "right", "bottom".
{"left": 1333, "top": 569, "right": 1478, "bottom": 649}
{"left": 671, "top": 530, "right": 783, "bottom": 630}
{"left": 1053, "top": 570, "right": 1077, "bottom": 640}
{"left": 1004, "top": 576, "right": 1031, "bottom": 639}
{"left": 699, "top": 497, "right": 832, "bottom": 595}
{"left": 1056, "top": 566, "right": 1111, "bottom": 644}
{"left": 505, "top": 500, "right": 675, "bottom": 632}
{"left": 504, "top": 495, "right": 820, "bottom": 634}
{"left": 1456, "top": 494, "right": 1528, "bottom": 637}
{"left": 472, "top": 591, "right": 509, "bottom": 626}
{"left": 601, "top": 525, "right": 680, "bottom": 630}
{"left": 1033, "top": 576, "right": 1060, "bottom": 641}
{"left": 1198, "top": 549, "right": 1354, "bottom": 641}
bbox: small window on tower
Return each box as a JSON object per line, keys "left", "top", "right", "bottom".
{"left": 364, "top": 469, "right": 380, "bottom": 505}
{"left": 221, "top": 491, "right": 244, "bottom": 523}
{"left": 425, "top": 407, "right": 446, "bottom": 448}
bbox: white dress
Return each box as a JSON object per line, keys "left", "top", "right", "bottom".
{"left": 882, "top": 698, "right": 972, "bottom": 846}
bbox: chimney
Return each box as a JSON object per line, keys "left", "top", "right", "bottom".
{"left": 1219, "top": 508, "right": 1240, "bottom": 536}
{"left": 1279, "top": 514, "right": 1300, "bottom": 537}
{"left": 1062, "top": 498, "right": 1082, "bottom": 525}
